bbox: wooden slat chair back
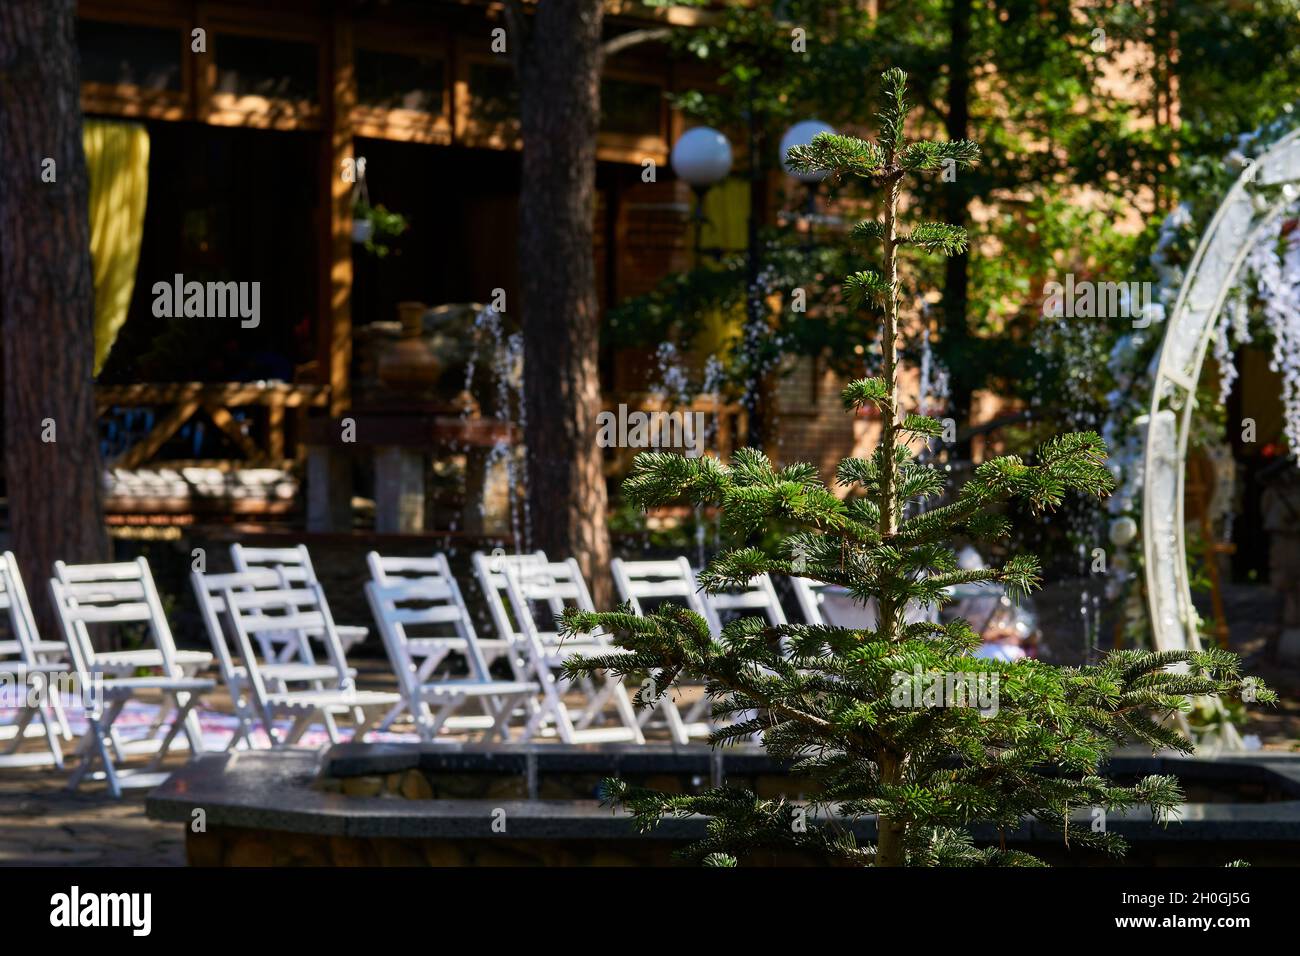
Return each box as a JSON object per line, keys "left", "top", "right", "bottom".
{"left": 611, "top": 557, "right": 711, "bottom": 619}
{"left": 0, "top": 552, "right": 69, "bottom": 767}
{"left": 789, "top": 576, "right": 828, "bottom": 627}
{"left": 703, "top": 573, "right": 788, "bottom": 633}
{"left": 611, "top": 556, "right": 769, "bottom": 743}
{"left": 467, "top": 551, "right": 550, "bottom": 646}
{"left": 229, "top": 543, "right": 368, "bottom": 660}
{"left": 366, "top": 553, "right": 517, "bottom": 675}
{"left": 472, "top": 551, "right": 643, "bottom": 744}
{"left": 52, "top": 558, "right": 212, "bottom": 678}
{"left": 193, "top": 567, "right": 349, "bottom": 749}
{"left": 364, "top": 552, "right": 537, "bottom": 740}
{"left": 498, "top": 560, "right": 643, "bottom": 744}
{"left": 219, "top": 578, "right": 399, "bottom": 748}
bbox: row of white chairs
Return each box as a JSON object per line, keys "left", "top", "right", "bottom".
{"left": 0, "top": 544, "right": 828, "bottom": 796}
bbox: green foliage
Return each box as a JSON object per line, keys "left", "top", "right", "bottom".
{"left": 564, "top": 71, "right": 1272, "bottom": 867}
{"left": 905, "top": 222, "right": 970, "bottom": 256}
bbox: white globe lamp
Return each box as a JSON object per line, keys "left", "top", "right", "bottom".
{"left": 780, "top": 119, "right": 836, "bottom": 183}
{"left": 670, "top": 127, "right": 733, "bottom": 187}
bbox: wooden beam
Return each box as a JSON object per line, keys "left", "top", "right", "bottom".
{"left": 114, "top": 398, "right": 202, "bottom": 469}
{"left": 202, "top": 401, "right": 264, "bottom": 462}
{"left": 96, "top": 381, "right": 329, "bottom": 410}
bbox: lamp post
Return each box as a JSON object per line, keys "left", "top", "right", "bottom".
{"left": 780, "top": 119, "right": 835, "bottom": 247}
{"left": 670, "top": 126, "right": 733, "bottom": 263}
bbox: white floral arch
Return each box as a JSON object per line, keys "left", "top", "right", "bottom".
{"left": 1142, "top": 127, "right": 1300, "bottom": 656}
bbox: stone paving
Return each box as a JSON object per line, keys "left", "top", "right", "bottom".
{"left": 0, "top": 765, "right": 184, "bottom": 866}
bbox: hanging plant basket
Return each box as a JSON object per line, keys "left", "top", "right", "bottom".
{"left": 351, "top": 165, "right": 409, "bottom": 257}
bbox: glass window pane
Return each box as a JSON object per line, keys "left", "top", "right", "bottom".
{"left": 77, "top": 19, "right": 182, "bottom": 91}
{"left": 356, "top": 49, "right": 444, "bottom": 112}
{"left": 468, "top": 62, "right": 518, "bottom": 127}
{"left": 215, "top": 34, "right": 318, "bottom": 102}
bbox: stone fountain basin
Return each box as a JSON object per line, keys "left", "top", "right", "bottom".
{"left": 147, "top": 744, "right": 1300, "bottom": 866}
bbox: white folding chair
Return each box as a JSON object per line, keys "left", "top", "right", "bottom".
{"left": 610, "top": 557, "right": 718, "bottom": 741}
{"left": 193, "top": 567, "right": 361, "bottom": 749}
{"left": 702, "top": 571, "right": 788, "bottom": 633}
{"left": 52, "top": 560, "right": 213, "bottom": 679}
{"left": 789, "top": 576, "right": 828, "bottom": 626}
{"left": 219, "top": 575, "right": 400, "bottom": 748}
{"left": 473, "top": 551, "right": 644, "bottom": 744}
{"left": 230, "top": 544, "right": 368, "bottom": 662}
{"left": 364, "top": 552, "right": 538, "bottom": 741}
{"left": 50, "top": 558, "right": 215, "bottom": 797}
{"left": 54, "top": 557, "right": 213, "bottom": 751}
{"left": 612, "top": 557, "right": 712, "bottom": 620}
{"left": 0, "top": 552, "right": 70, "bottom": 768}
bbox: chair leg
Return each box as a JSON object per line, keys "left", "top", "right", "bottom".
{"left": 181, "top": 695, "right": 206, "bottom": 755}
{"left": 376, "top": 699, "right": 408, "bottom": 732}
{"left": 654, "top": 695, "right": 690, "bottom": 746}
{"left": 51, "top": 689, "right": 72, "bottom": 739}
{"left": 608, "top": 676, "right": 645, "bottom": 745}
{"left": 486, "top": 696, "right": 517, "bottom": 742}
{"left": 40, "top": 704, "right": 65, "bottom": 769}
{"left": 321, "top": 710, "right": 341, "bottom": 743}
{"left": 284, "top": 713, "right": 312, "bottom": 746}
{"left": 310, "top": 681, "right": 342, "bottom": 743}
{"left": 96, "top": 725, "right": 123, "bottom": 799}
{"left": 351, "top": 708, "right": 380, "bottom": 743}
{"left": 108, "top": 723, "right": 130, "bottom": 764}
{"left": 225, "top": 699, "right": 253, "bottom": 751}
{"left": 148, "top": 698, "right": 199, "bottom": 770}
{"left": 414, "top": 711, "right": 438, "bottom": 743}
{"left": 69, "top": 702, "right": 125, "bottom": 798}
{"left": 531, "top": 669, "right": 579, "bottom": 743}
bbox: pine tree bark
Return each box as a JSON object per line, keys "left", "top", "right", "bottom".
{"left": 510, "top": 0, "right": 612, "bottom": 606}
{"left": 0, "top": 0, "right": 110, "bottom": 633}
{"left": 875, "top": 753, "right": 908, "bottom": 866}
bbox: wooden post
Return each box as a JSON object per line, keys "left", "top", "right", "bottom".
{"left": 266, "top": 392, "right": 286, "bottom": 462}
{"left": 321, "top": 14, "right": 355, "bottom": 417}
{"left": 304, "top": 13, "right": 358, "bottom": 531}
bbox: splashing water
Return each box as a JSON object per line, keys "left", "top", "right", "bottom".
{"left": 461, "top": 305, "right": 529, "bottom": 553}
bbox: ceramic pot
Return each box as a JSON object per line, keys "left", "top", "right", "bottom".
{"left": 377, "top": 301, "right": 441, "bottom": 392}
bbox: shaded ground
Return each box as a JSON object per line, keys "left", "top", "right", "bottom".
{"left": 0, "top": 767, "right": 183, "bottom": 866}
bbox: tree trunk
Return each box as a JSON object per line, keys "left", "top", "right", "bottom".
{"left": 742, "top": 94, "right": 769, "bottom": 450}
{"left": 512, "top": 0, "right": 612, "bottom": 606}
{"left": 943, "top": 0, "right": 974, "bottom": 459}
{"left": 0, "top": 0, "right": 110, "bottom": 635}
{"left": 875, "top": 753, "right": 908, "bottom": 866}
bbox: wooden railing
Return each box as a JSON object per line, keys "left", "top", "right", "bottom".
{"left": 96, "top": 382, "right": 330, "bottom": 468}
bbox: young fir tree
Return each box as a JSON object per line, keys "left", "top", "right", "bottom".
{"left": 562, "top": 69, "right": 1273, "bottom": 867}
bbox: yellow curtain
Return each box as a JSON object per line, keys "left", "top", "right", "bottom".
{"left": 84, "top": 120, "right": 150, "bottom": 375}
{"left": 694, "top": 177, "right": 749, "bottom": 359}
